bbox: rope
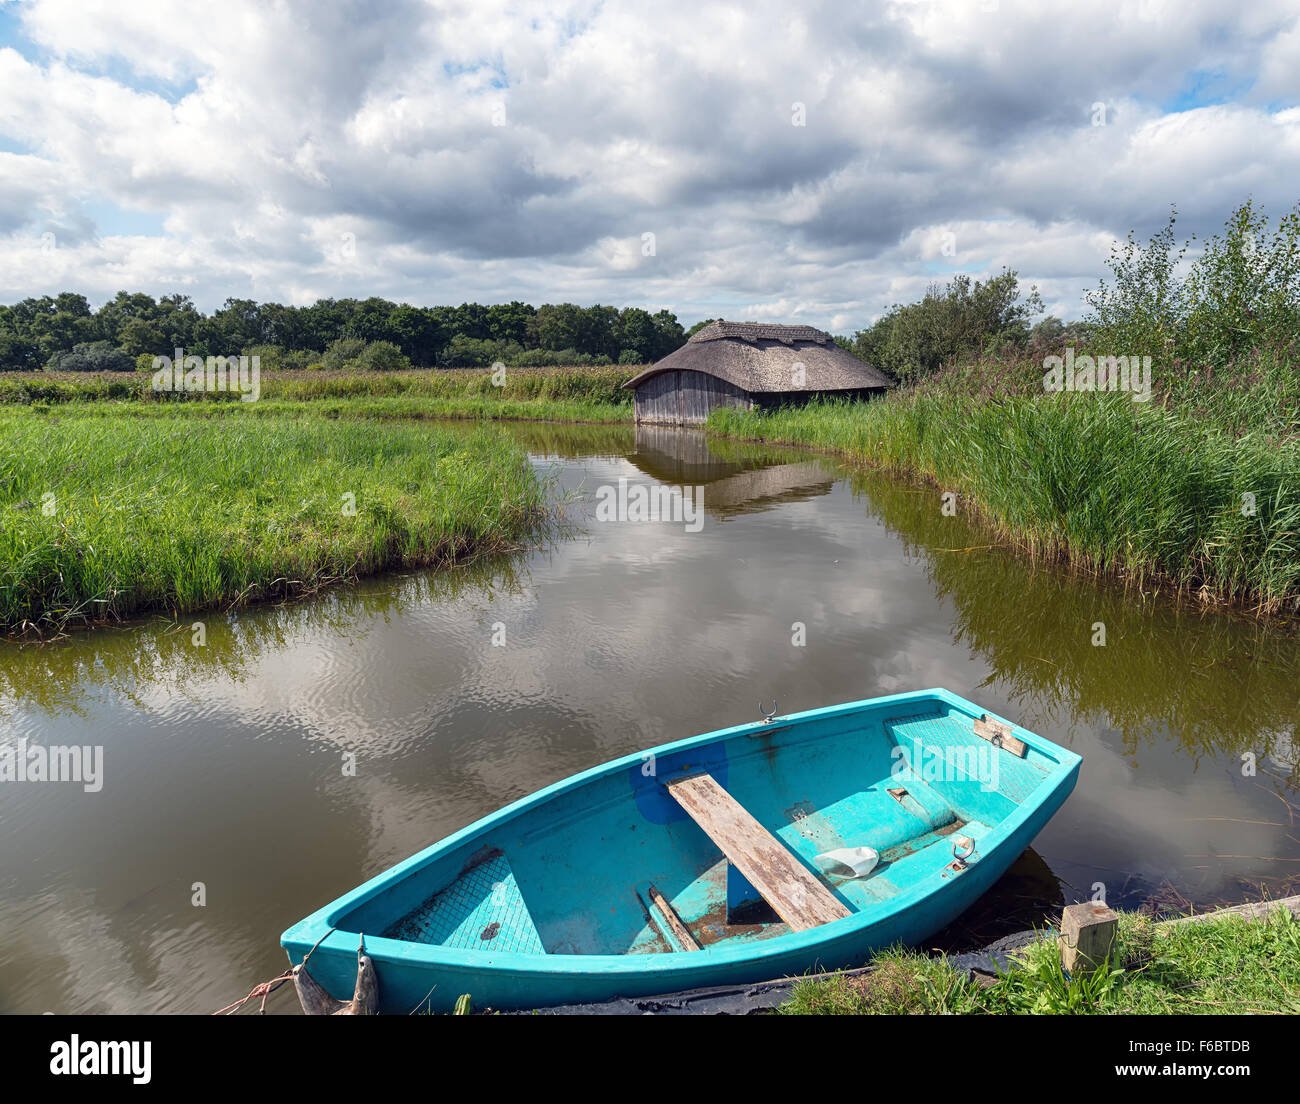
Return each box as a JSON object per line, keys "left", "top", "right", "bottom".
{"left": 212, "top": 926, "right": 338, "bottom": 1015}
{"left": 212, "top": 970, "right": 294, "bottom": 1015}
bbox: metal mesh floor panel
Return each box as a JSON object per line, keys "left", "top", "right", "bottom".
{"left": 385, "top": 853, "right": 546, "bottom": 955}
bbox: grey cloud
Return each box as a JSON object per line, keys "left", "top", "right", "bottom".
{"left": 0, "top": 1, "right": 1297, "bottom": 325}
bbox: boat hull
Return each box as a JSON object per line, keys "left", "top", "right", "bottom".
{"left": 282, "top": 689, "right": 1080, "bottom": 1012}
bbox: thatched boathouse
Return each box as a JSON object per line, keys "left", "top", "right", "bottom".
{"left": 624, "top": 321, "right": 892, "bottom": 425}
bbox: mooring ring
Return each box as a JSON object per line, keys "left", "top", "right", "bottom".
{"left": 952, "top": 837, "right": 976, "bottom": 862}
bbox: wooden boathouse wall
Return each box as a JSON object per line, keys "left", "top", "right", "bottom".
{"left": 633, "top": 369, "right": 753, "bottom": 425}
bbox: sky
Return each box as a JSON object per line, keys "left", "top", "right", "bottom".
{"left": 0, "top": 0, "right": 1297, "bottom": 332}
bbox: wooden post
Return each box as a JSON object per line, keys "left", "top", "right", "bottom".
{"left": 1059, "top": 902, "right": 1118, "bottom": 974}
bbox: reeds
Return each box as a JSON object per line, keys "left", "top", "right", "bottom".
{"left": 0, "top": 407, "right": 548, "bottom": 635}
{"left": 709, "top": 383, "right": 1300, "bottom": 616}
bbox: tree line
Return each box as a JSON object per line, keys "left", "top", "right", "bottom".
{"left": 846, "top": 200, "right": 1300, "bottom": 382}
{"left": 10, "top": 199, "right": 1287, "bottom": 379}
{"left": 0, "top": 294, "right": 690, "bottom": 371}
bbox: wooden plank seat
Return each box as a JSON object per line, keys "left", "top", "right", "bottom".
{"left": 666, "top": 772, "right": 852, "bottom": 931}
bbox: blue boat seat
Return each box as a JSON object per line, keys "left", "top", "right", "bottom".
{"left": 383, "top": 852, "right": 546, "bottom": 955}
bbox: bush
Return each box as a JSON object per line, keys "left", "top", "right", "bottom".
{"left": 439, "top": 335, "right": 522, "bottom": 368}
{"left": 245, "top": 345, "right": 324, "bottom": 371}
{"left": 356, "top": 340, "right": 413, "bottom": 372}
{"left": 46, "top": 341, "right": 135, "bottom": 372}
{"left": 282, "top": 349, "right": 323, "bottom": 371}
{"left": 1084, "top": 200, "right": 1300, "bottom": 366}
{"left": 1027, "top": 316, "right": 1096, "bottom": 353}
{"left": 618, "top": 349, "right": 642, "bottom": 365}
{"left": 506, "top": 346, "right": 612, "bottom": 367}
{"left": 321, "top": 337, "right": 368, "bottom": 371}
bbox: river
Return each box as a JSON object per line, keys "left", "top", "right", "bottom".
{"left": 1, "top": 421, "right": 1296, "bottom": 1013}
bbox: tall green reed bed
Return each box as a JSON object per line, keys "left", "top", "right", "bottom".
{"left": 915, "top": 342, "right": 1300, "bottom": 443}
{"left": 47, "top": 393, "right": 632, "bottom": 426}
{"left": 0, "top": 407, "right": 547, "bottom": 635}
{"left": 0, "top": 364, "right": 637, "bottom": 409}
{"left": 710, "top": 391, "right": 1300, "bottom": 616}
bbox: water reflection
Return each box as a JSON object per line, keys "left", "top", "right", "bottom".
{"left": 843, "top": 466, "right": 1300, "bottom": 779}
{"left": 628, "top": 427, "right": 835, "bottom": 519}
{"left": 1, "top": 422, "right": 1297, "bottom": 1013}
{"left": 0, "top": 556, "right": 530, "bottom": 724}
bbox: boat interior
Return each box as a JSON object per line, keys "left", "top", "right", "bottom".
{"left": 333, "top": 697, "right": 1059, "bottom": 956}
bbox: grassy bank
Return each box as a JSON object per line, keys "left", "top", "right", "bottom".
{"left": 0, "top": 406, "right": 547, "bottom": 636}
{"left": 0, "top": 363, "right": 637, "bottom": 409}
{"left": 5, "top": 351, "right": 1296, "bottom": 620}
{"left": 710, "top": 381, "right": 1300, "bottom": 617}
{"left": 32, "top": 392, "right": 631, "bottom": 425}
{"left": 783, "top": 906, "right": 1300, "bottom": 1015}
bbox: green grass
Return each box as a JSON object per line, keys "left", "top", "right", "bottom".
{"left": 5, "top": 353, "right": 1296, "bottom": 620}
{"left": 709, "top": 388, "right": 1300, "bottom": 616}
{"left": 0, "top": 406, "right": 547, "bottom": 635}
{"left": 782, "top": 907, "right": 1300, "bottom": 1015}
{"left": 33, "top": 393, "right": 631, "bottom": 426}
{"left": 912, "top": 342, "right": 1300, "bottom": 444}
{"left": 0, "top": 363, "right": 638, "bottom": 409}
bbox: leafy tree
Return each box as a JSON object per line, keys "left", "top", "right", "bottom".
{"left": 535, "top": 303, "right": 583, "bottom": 351}
{"left": 580, "top": 304, "right": 620, "bottom": 359}
{"left": 117, "top": 316, "right": 167, "bottom": 357}
{"left": 452, "top": 302, "right": 490, "bottom": 341}
{"left": 389, "top": 305, "right": 445, "bottom": 366}
{"left": 0, "top": 330, "right": 41, "bottom": 370}
{"left": 486, "top": 301, "right": 535, "bottom": 346}
{"left": 617, "top": 307, "right": 656, "bottom": 361}
{"left": 1180, "top": 199, "right": 1300, "bottom": 363}
{"left": 853, "top": 269, "right": 1043, "bottom": 383}
{"left": 209, "top": 297, "right": 265, "bottom": 353}
{"left": 348, "top": 297, "right": 401, "bottom": 344}
{"left": 649, "top": 310, "right": 686, "bottom": 358}
{"left": 1027, "top": 316, "right": 1095, "bottom": 351}
{"left": 1083, "top": 209, "right": 1189, "bottom": 359}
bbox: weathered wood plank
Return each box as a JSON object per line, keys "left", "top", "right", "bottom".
{"left": 633, "top": 369, "right": 752, "bottom": 425}
{"left": 1158, "top": 893, "right": 1300, "bottom": 928}
{"left": 973, "top": 714, "right": 1027, "bottom": 758}
{"left": 666, "top": 773, "right": 851, "bottom": 931}
{"left": 646, "top": 884, "right": 701, "bottom": 951}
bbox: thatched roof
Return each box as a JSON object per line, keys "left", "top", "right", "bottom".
{"left": 623, "top": 321, "right": 892, "bottom": 394}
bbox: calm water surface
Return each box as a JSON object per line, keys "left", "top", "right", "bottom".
{"left": 2, "top": 421, "right": 1297, "bottom": 1013}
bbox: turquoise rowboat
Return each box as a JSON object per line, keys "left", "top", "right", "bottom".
{"left": 281, "top": 689, "right": 1080, "bottom": 1012}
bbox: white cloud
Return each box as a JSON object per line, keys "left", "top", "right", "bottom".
{"left": 0, "top": 0, "right": 1297, "bottom": 327}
